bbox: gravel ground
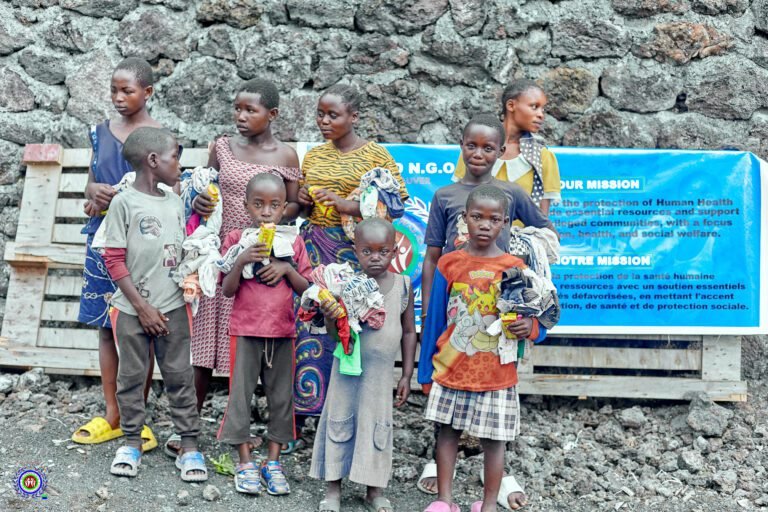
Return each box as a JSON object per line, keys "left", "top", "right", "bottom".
{"left": 1, "top": 335, "right": 767, "bottom": 511}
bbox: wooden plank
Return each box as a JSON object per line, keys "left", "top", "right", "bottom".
{"left": 59, "top": 173, "right": 88, "bottom": 194}
{"left": 38, "top": 327, "right": 97, "bottom": 349}
{"left": 62, "top": 148, "right": 92, "bottom": 168}
{"left": 0, "top": 266, "right": 47, "bottom": 346}
{"left": 45, "top": 274, "right": 83, "bottom": 296}
{"left": 55, "top": 198, "right": 88, "bottom": 218}
{"left": 701, "top": 335, "right": 742, "bottom": 381}
{"left": 17, "top": 163, "right": 62, "bottom": 244}
{"left": 533, "top": 345, "right": 701, "bottom": 371}
{"left": 41, "top": 301, "right": 80, "bottom": 322}
{"left": 518, "top": 374, "right": 747, "bottom": 402}
{"left": 5, "top": 241, "right": 85, "bottom": 267}
{"left": 52, "top": 224, "right": 87, "bottom": 245}
{"left": 0, "top": 345, "right": 100, "bottom": 373}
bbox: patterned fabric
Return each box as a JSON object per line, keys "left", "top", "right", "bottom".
{"left": 424, "top": 382, "right": 520, "bottom": 441}
{"left": 294, "top": 224, "right": 360, "bottom": 415}
{"left": 78, "top": 121, "right": 132, "bottom": 328}
{"left": 301, "top": 141, "right": 408, "bottom": 228}
{"left": 191, "top": 136, "right": 301, "bottom": 372}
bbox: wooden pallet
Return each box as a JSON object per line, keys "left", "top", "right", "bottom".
{"left": 0, "top": 145, "right": 748, "bottom": 401}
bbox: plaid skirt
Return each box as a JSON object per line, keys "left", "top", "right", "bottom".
{"left": 424, "top": 382, "right": 520, "bottom": 441}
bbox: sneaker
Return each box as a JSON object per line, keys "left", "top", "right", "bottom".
{"left": 260, "top": 460, "right": 290, "bottom": 496}
{"left": 234, "top": 462, "right": 262, "bottom": 494}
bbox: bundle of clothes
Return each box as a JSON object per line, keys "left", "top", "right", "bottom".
{"left": 341, "top": 167, "right": 404, "bottom": 241}
{"left": 171, "top": 166, "right": 222, "bottom": 315}
{"left": 487, "top": 226, "right": 562, "bottom": 365}
{"left": 298, "top": 262, "right": 387, "bottom": 376}
{"left": 215, "top": 224, "right": 298, "bottom": 281}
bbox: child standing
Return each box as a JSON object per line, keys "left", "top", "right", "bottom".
{"left": 74, "top": 57, "right": 161, "bottom": 449}
{"left": 454, "top": 80, "right": 561, "bottom": 217}
{"left": 178, "top": 79, "right": 302, "bottom": 456}
{"left": 102, "top": 127, "right": 206, "bottom": 481}
{"left": 217, "top": 173, "right": 312, "bottom": 496}
{"left": 419, "top": 185, "right": 548, "bottom": 512}
{"left": 418, "top": 114, "right": 551, "bottom": 508}
{"left": 310, "top": 218, "right": 417, "bottom": 512}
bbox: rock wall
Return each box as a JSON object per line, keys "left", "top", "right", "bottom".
{"left": 0, "top": 0, "right": 767, "bottom": 314}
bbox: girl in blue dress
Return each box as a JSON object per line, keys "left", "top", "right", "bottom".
{"left": 72, "top": 58, "right": 164, "bottom": 450}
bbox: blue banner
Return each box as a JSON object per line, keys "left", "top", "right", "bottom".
{"left": 297, "top": 144, "right": 766, "bottom": 334}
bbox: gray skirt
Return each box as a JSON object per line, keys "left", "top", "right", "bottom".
{"left": 424, "top": 382, "right": 520, "bottom": 441}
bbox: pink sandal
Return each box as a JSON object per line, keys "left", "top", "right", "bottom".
{"left": 471, "top": 502, "right": 483, "bottom": 512}
{"left": 424, "top": 501, "right": 460, "bottom": 512}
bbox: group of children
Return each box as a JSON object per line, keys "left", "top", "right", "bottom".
{"left": 72, "top": 56, "right": 561, "bottom": 512}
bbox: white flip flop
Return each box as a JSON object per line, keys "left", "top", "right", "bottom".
{"left": 417, "top": 461, "right": 457, "bottom": 495}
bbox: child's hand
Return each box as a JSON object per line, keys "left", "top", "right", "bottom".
{"left": 83, "top": 200, "right": 100, "bottom": 217}
{"left": 86, "top": 183, "right": 116, "bottom": 211}
{"left": 310, "top": 188, "right": 342, "bottom": 208}
{"left": 192, "top": 191, "right": 217, "bottom": 216}
{"left": 256, "top": 259, "right": 292, "bottom": 286}
{"left": 395, "top": 377, "right": 411, "bottom": 407}
{"left": 318, "top": 297, "right": 344, "bottom": 320}
{"left": 298, "top": 186, "right": 314, "bottom": 207}
{"left": 508, "top": 317, "right": 533, "bottom": 339}
{"left": 136, "top": 304, "right": 170, "bottom": 337}
{"left": 235, "top": 243, "right": 270, "bottom": 266}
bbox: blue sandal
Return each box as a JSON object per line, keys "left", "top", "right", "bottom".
{"left": 110, "top": 446, "right": 141, "bottom": 477}
{"left": 261, "top": 460, "right": 290, "bottom": 495}
{"left": 175, "top": 451, "right": 208, "bottom": 482}
{"left": 235, "top": 461, "right": 263, "bottom": 495}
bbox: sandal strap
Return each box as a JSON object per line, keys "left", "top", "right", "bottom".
{"left": 112, "top": 446, "right": 141, "bottom": 467}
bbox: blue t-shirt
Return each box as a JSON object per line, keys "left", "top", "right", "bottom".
{"left": 424, "top": 179, "right": 554, "bottom": 253}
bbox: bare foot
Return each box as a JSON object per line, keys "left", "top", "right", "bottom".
{"left": 419, "top": 476, "right": 438, "bottom": 494}
{"left": 508, "top": 491, "right": 528, "bottom": 510}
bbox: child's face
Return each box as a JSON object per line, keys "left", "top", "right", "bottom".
{"left": 462, "top": 197, "right": 508, "bottom": 250}
{"left": 152, "top": 140, "right": 182, "bottom": 187}
{"left": 354, "top": 227, "right": 396, "bottom": 278}
{"left": 506, "top": 88, "right": 547, "bottom": 133}
{"left": 460, "top": 124, "right": 504, "bottom": 179}
{"left": 234, "top": 92, "right": 276, "bottom": 137}
{"left": 244, "top": 181, "right": 287, "bottom": 226}
{"left": 111, "top": 70, "right": 151, "bottom": 117}
{"left": 316, "top": 94, "right": 358, "bottom": 141}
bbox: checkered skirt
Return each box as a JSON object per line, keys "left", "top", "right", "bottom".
{"left": 424, "top": 382, "right": 520, "bottom": 441}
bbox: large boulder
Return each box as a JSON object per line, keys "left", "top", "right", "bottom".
{"left": 0, "top": 68, "right": 35, "bottom": 113}
{"left": 286, "top": 0, "right": 358, "bottom": 29}
{"left": 18, "top": 46, "right": 70, "bottom": 85}
{"left": 684, "top": 57, "right": 768, "bottom": 120}
{"left": 691, "top": 0, "right": 749, "bottom": 15}
{"left": 601, "top": 60, "right": 681, "bottom": 113}
{"left": 611, "top": 0, "right": 689, "bottom": 16}
{"left": 656, "top": 112, "right": 754, "bottom": 152}
{"left": 196, "top": 25, "right": 239, "bottom": 62}
{"left": 236, "top": 24, "right": 316, "bottom": 90}
{"left": 633, "top": 22, "right": 732, "bottom": 65}
{"left": 355, "top": 0, "right": 449, "bottom": 35}
{"left": 118, "top": 6, "right": 194, "bottom": 61}
{"left": 59, "top": 0, "right": 139, "bottom": 19}
{"left": 563, "top": 107, "right": 657, "bottom": 148}
{"left": 538, "top": 67, "right": 598, "bottom": 120}
{"left": 65, "top": 48, "right": 120, "bottom": 124}
{"left": 196, "top": 0, "right": 286, "bottom": 29}
{"left": 44, "top": 11, "right": 118, "bottom": 53}
{"left": 551, "top": 5, "right": 630, "bottom": 60}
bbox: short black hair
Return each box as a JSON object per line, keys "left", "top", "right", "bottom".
{"left": 245, "top": 172, "right": 286, "bottom": 199}
{"left": 113, "top": 57, "right": 154, "bottom": 88}
{"left": 321, "top": 84, "right": 361, "bottom": 113}
{"left": 355, "top": 217, "right": 395, "bottom": 242}
{"left": 463, "top": 113, "right": 505, "bottom": 146}
{"left": 238, "top": 78, "right": 280, "bottom": 110}
{"left": 501, "top": 79, "right": 544, "bottom": 117}
{"left": 466, "top": 184, "right": 510, "bottom": 212}
{"left": 122, "top": 127, "right": 176, "bottom": 171}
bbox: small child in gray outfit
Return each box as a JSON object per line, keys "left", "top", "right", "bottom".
{"left": 101, "top": 127, "right": 206, "bottom": 482}
{"left": 310, "top": 218, "right": 418, "bottom": 512}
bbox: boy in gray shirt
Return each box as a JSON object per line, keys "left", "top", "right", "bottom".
{"left": 101, "top": 127, "right": 206, "bottom": 482}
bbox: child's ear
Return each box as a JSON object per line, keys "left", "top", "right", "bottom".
{"left": 269, "top": 108, "right": 279, "bottom": 122}
{"left": 147, "top": 152, "right": 158, "bottom": 168}
{"left": 144, "top": 85, "right": 154, "bottom": 100}
{"left": 499, "top": 144, "right": 506, "bottom": 156}
{"left": 350, "top": 110, "right": 360, "bottom": 124}
{"left": 505, "top": 98, "right": 515, "bottom": 114}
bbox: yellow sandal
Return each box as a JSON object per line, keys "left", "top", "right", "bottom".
{"left": 141, "top": 425, "right": 157, "bottom": 453}
{"left": 71, "top": 417, "right": 123, "bottom": 445}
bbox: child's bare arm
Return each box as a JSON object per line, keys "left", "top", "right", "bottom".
{"left": 84, "top": 168, "right": 116, "bottom": 212}
{"left": 396, "top": 284, "right": 417, "bottom": 407}
{"left": 420, "top": 246, "right": 442, "bottom": 319}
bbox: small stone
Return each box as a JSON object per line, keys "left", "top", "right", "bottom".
{"left": 176, "top": 489, "right": 190, "bottom": 506}
{"left": 67, "top": 402, "right": 84, "bottom": 414}
{"left": 657, "top": 486, "right": 674, "bottom": 497}
{"left": 692, "top": 0, "right": 749, "bottom": 15}
{"left": 611, "top": 0, "right": 689, "bottom": 17}
{"left": 96, "top": 504, "right": 106, "bottom": 512}
{"left": 0, "top": 68, "right": 35, "bottom": 113}
{"left": 0, "top": 374, "right": 17, "bottom": 394}
{"left": 202, "top": 484, "right": 221, "bottom": 502}
{"left": 693, "top": 436, "right": 709, "bottom": 452}
{"left": 619, "top": 406, "right": 648, "bottom": 429}
{"left": 713, "top": 469, "right": 738, "bottom": 493}
{"left": 678, "top": 450, "right": 705, "bottom": 473}
{"left": 59, "top": 0, "right": 139, "bottom": 19}
{"left": 95, "top": 486, "right": 109, "bottom": 500}
{"left": 16, "top": 368, "right": 50, "bottom": 393}
{"left": 538, "top": 67, "right": 598, "bottom": 120}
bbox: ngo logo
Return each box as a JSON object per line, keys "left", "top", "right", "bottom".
{"left": 15, "top": 466, "right": 48, "bottom": 499}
